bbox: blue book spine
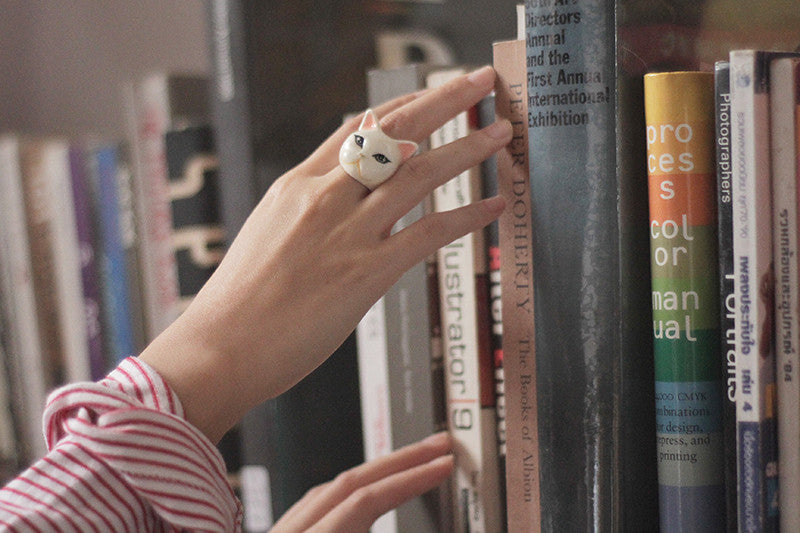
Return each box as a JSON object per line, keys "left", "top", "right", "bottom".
{"left": 94, "top": 146, "right": 136, "bottom": 363}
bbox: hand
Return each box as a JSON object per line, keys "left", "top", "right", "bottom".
{"left": 271, "top": 432, "right": 453, "bottom": 533}
{"left": 139, "top": 65, "right": 511, "bottom": 442}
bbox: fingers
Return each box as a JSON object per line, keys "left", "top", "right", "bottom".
{"left": 302, "top": 91, "right": 424, "bottom": 174}
{"left": 385, "top": 196, "right": 506, "bottom": 275}
{"left": 271, "top": 432, "right": 452, "bottom": 533}
{"left": 309, "top": 455, "right": 454, "bottom": 533}
{"left": 361, "top": 119, "right": 512, "bottom": 227}
{"left": 303, "top": 66, "right": 497, "bottom": 182}
{"left": 379, "top": 65, "right": 497, "bottom": 144}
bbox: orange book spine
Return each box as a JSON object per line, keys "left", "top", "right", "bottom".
{"left": 494, "top": 38, "right": 540, "bottom": 532}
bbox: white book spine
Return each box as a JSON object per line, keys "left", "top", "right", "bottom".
{"left": 730, "top": 49, "right": 781, "bottom": 531}
{"left": 45, "top": 141, "right": 91, "bottom": 383}
{"left": 0, "top": 136, "right": 48, "bottom": 461}
{"left": 770, "top": 56, "right": 800, "bottom": 533}
{"left": 428, "top": 68, "right": 489, "bottom": 533}
{"left": 356, "top": 298, "right": 398, "bottom": 533}
{"left": 125, "top": 75, "right": 181, "bottom": 341}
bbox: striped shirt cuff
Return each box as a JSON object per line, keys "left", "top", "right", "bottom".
{"left": 41, "top": 356, "right": 243, "bottom": 530}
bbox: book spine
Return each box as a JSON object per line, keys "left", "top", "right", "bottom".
{"left": 68, "top": 147, "right": 107, "bottom": 380}
{"left": 479, "top": 91, "right": 508, "bottom": 529}
{"left": 206, "top": 0, "right": 259, "bottom": 238}
{"left": 357, "top": 64, "right": 446, "bottom": 533}
{"left": 20, "top": 140, "right": 67, "bottom": 388}
{"left": 46, "top": 140, "right": 92, "bottom": 383}
{"left": 794, "top": 56, "right": 800, "bottom": 533}
{"left": 115, "top": 149, "right": 149, "bottom": 355}
{"left": 355, "top": 298, "right": 396, "bottom": 533}
{"left": 426, "top": 199, "right": 453, "bottom": 533}
{"left": 93, "top": 145, "right": 137, "bottom": 364}
{"left": 795, "top": 60, "right": 800, "bottom": 533}
{"left": 469, "top": 105, "right": 504, "bottom": 533}
{"left": 0, "top": 136, "right": 48, "bottom": 464}
{"left": 525, "top": 1, "right": 656, "bottom": 529}
{"left": 769, "top": 56, "right": 800, "bottom": 533}
{"left": 239, "top": 401, "right": 277, "bottom": 532}
{"left": 165, "top": 125, "right": 226, "bottom": 314}
{"left": 644, "top": 71, "right": 726, "bottom": 532}
{"left": 714, "top": 60, "right": 738, "bottom": 533}
{"left": 125, "top": 76, "right": 181, "bottom": 341}
{"left": 493, "top": 38, "right": 540, "bottom": 532}
{"left": 428, "top": 67, "right": 498, "bottom": 533}
{"left": 730, "top": 49, "right": 783, "bottom": 533}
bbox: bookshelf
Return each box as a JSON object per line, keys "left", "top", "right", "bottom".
{"left": 3, "top": 0, "right": 800, "bottom": 531}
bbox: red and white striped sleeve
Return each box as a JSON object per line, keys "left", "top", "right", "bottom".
{"left": 0, "top": 357, "right": 243, "bottom": 532}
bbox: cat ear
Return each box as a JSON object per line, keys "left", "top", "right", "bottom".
{"left": 359, "top": 108, "right": 380, "bottom": 130}
{"left": 398, "top": 140, "right": 419, "bottom": 161}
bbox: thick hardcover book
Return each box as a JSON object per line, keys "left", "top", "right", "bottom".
{"left": 769, "top": 55, "right": 800, "bottom": 533}
{"left": 644, "top": 71, "right": 726, "bottom": 531}
{"left": 524, "top": 1, "right": 658, "bottom": 529}
{"left": 164, "top": 125, "right": 226, "bottom": 313}
{"left": 428, "top": 67, "right": 503, "bottom": 533}
{"left": 164, "top": 124, "right": 241, "bottom": 509}
{"left": 0, "top": 136, "right": 48, "bottom": 464}
{"left": 714, "top": 60, "right": 738, "bottom": 533}
{"left": 493, "top": 38, "right": 539, "bottom": 532}
{"left": 68, "top": 147, "right": 106, "bottom": 380}
{"left": 92, "top": 145, "right": 137, "bottom": 365}
{"left": 356, "top": 63, "right": 447, "bottom": 533}
{"left": 123, "top": 72, "right": 209, "bottom": 342}
{"left": 729, "top": 49, "right": 797, "bottom": 533}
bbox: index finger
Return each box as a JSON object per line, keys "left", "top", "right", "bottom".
{"left": 378, "top": 65, "right": 496, "bottom": 144}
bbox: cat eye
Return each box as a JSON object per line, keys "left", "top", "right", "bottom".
{"left": 354, "top": 134, "right": 364, "bottom": 148}
{"left": 372, "top": 153, "right": 391, "bottom": 164}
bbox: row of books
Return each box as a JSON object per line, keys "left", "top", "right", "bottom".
{"left": 643, "top": 51, "right": 800, "bottom": 532}
{"left": 719, "top": 52, "right": 800, "bottom": 533}
{"left": 348, "top": 3, "right": 800, "bottom": 533}
{"left": 2, "top": 2, "right": 798, "bottom": 532}
{"left": 0, "top": 73, "right": 226, "bottom": 481}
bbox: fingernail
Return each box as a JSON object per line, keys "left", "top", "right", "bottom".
{"left": 484, "top": 195, "right": 506, "bottom": 214}
{"left": 429, "top": 454, "right": 455, "bottom": 469}
{"left": 484, "top": 119, "right": 512, "bottom": 139}
{"left": 424, "top": 431, "right": 451, "bottom": 446}
{"left": 468, "top": 65, "right": 495, "bottom": 88}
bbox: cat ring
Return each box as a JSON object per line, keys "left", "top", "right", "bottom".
{"left": 339, "top": 109, "right": 418, "bottom": 190}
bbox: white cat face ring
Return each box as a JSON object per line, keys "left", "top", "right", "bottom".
{"left": 339, "top": 109, "right": 419, "bottom": 190}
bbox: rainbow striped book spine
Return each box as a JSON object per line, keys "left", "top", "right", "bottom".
{"left": 644, "top": 71, "right": 726, "bottom": 532}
